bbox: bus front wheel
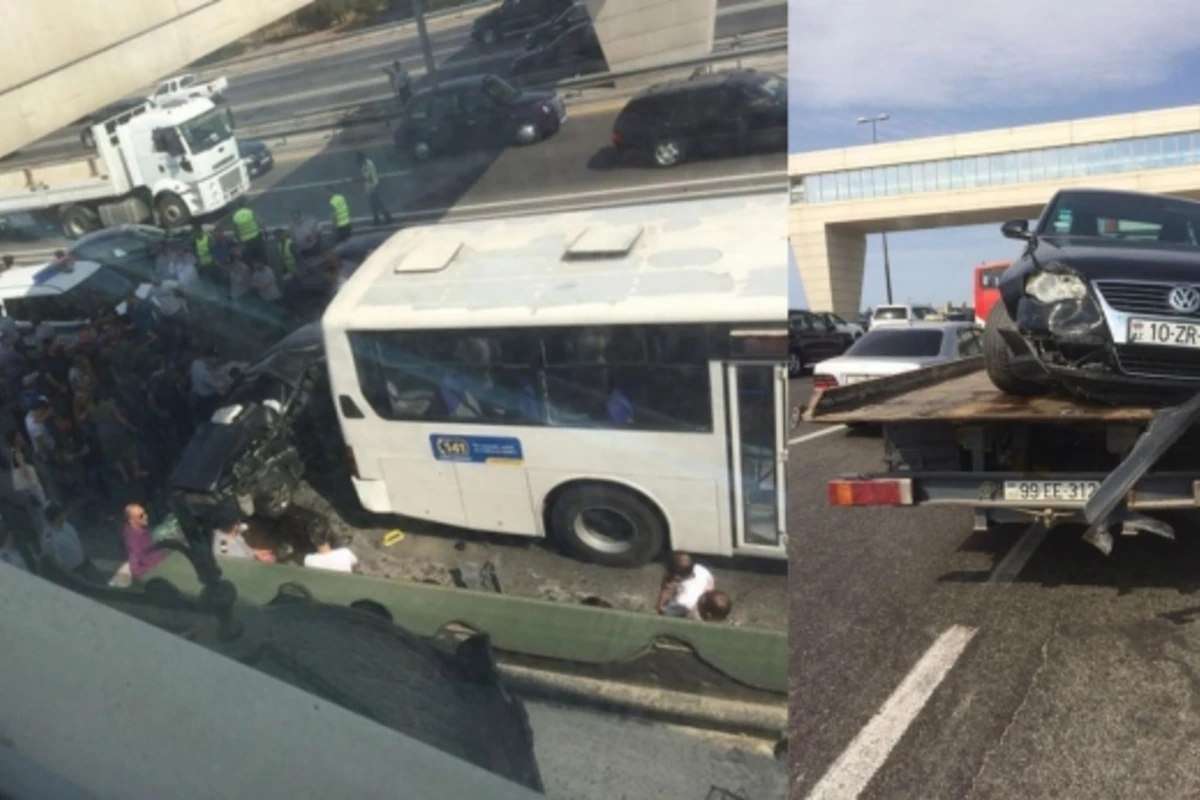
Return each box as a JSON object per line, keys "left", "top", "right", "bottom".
{"left": 549, "top": 484, "right": 665, "bottom": 568}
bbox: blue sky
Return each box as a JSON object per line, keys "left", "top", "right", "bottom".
{"left": 787, "top": 0, "right": 1200, "bottom": 309}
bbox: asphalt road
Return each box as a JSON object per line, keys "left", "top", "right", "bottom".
{"left": 788, "top": 374, "right": 1200, "bottom": 799}
{"left": 10, "top": 0, "right": 785, "bottom": 166}
{"left": 2, "top": 97, "right": 785, "bottom": 258}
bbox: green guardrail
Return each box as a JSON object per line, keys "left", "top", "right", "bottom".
{"left": 148, "top": 554, "right": 787, "bottom": 694}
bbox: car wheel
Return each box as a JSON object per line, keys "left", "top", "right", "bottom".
{"left": 788, "top": 350, "right": 803, "bottom": 378}
{"left": 549, "top": 483, "right": 665, "bottom": 567}
{"left": 652, "top": 138, "right": 686, "bottom": 167}
{"left": 59, "top": 205, "right": 99, "bottom": 239}
{"left": 155, "top": 192, "right": 191, "bottom": 229}
{"left": 80, "top": 128, "right": 95, "bottom": 149}
{"left": 412, "top": 140, "right": 433, "bottom": 162}
{"left": 513, "top": 122, "right": 541, "bottom": 146}
{"left": 983, "top": 301, "right": 1047, "bottom": 396}
{"left": 254, "top": 472, "right": 294, "bottom": 521}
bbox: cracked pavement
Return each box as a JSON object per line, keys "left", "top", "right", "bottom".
{"left": 789, "top": 375, "right": 1200, "bottom": 799}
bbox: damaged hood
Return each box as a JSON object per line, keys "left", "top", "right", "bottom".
{"left": 169, "top": 404, "right": 271, "bottom": 493}
{"left": 1033, "top": 236, "right": 1200, "bottom": 283}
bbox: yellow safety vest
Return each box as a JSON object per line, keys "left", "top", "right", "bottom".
{"left": 232, "top": 207, "right": 259, "bottom": 241}
{"left": 330, "top": 194, "right": 351, "bottom": 227}
{"left": 280, "top": 238, "right": 296, "bottom": 273}
{"left": 194, "top": 233, "right": 213, "bottom": 266}
{"left": 362, "top": 159, "right": 379, "bottom": 192}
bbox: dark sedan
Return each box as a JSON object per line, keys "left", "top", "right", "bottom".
{"left": 393, "top": 74, "right": 567, "bottom": 162}
{"left": 986, "top": 187, "right": 1200, "bottom": 403}
{"left": 239, "top": 139, "right": 274, "bottom": 178}
{"left": 789, "top": 309, "right": 850, "bottom": 378}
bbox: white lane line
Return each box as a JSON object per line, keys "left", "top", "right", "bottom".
{"left": 988, "top": 521, "right": 1049, "bottom": 584}
{"left": 807, "top": 625, "right": 978, "bottom": 800}
{"left": 789, "top": 424, "right": 847, "bottom": 446}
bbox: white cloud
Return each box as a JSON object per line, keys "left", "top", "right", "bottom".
{"left": 789, "top": 0, "right": 1200, "bottom": 109}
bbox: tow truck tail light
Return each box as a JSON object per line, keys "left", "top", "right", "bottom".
{"left": 813, "top": 374, "right": 838, "bottom": 391}
{"left": 345, "top": 446, "right": 360, "bottom": 479}
{"left": 828, "top": 478, "right": 914, "bottom": 507}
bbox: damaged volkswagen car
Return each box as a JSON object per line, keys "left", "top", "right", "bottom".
{"left": 169, "top": 323, "right": 335, "bottom": 524}
{"left": 985, "top": 188, "right": 1200, "bottom": 403}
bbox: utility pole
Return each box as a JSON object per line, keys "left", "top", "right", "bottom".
{"left": 857, "top": 113, "right": 893, "bottom": 304}
{"left": 413, "top": 0, "right": 437, "bottom": 87}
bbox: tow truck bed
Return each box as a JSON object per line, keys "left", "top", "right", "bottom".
{"left": 804, "top": 356, "right": 1158, "bottom": 424}
{"left": 802, "top": 356, "right": 1200, "bottom": 555}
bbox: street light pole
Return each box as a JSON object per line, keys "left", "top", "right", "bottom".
{"left": 413, "top": 0, "right": 437, "bottom": 88}
{"left": 857, "top": 113, "right": 893, "bottom": 304}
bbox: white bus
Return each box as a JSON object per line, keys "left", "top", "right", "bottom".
{"left": 322, "top": 193, "right": 788, "bottom": 567}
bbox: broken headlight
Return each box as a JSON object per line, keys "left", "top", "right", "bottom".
{"left": 1025, "top": 270, "right": 1087, "bottom": 303}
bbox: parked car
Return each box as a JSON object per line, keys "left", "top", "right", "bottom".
{"left": 986, "top": 187, "right": 1200, "bottom": 403}
{"left": 525, "top": 2, "right": 590, "bottom": 49}
{"left": 509, "top": 20, "right": 605, "bottom": 86}
{"left": 169, "top": 323, "right": 334, "bottom": 524}
{"left": 393, "top": 74, "right": 567, "bottom": 162}
{"left": 238, "top": 139, "right": 274, "bottom": 178}
{"left": 869, "top": 304, "right": 938, "bottom": 328}
{"left": 789, "top": 309, "right": 849, "bottom": 378}
{"left": 148, "top": 73, "right": 228, "bottom": 106}
{"left": 473, "top": 0, "right": 575, "bottom": 46}
{"left": 611, "top": 68, "right": 787, "bottom": 167}
{"left": 814, "top": 311, "right": 865, "bottom": 341}
{"left": 812, "top": 322, "right": 982, "bottom": 391}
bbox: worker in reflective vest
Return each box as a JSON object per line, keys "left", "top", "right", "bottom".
{"left": 276, "top": 228, "right": 297, "bottom": 276}
{"left": 327, "top": 185, "right": 352, "bottom": 243}
{"left": 192, "top": 223, "right": 214, "bottom": 270}
{"left": 231, "top": 200, "right": 265, "bottom": 263}
{"left": 358, "top": 151, "right": 392, "bottom": 227}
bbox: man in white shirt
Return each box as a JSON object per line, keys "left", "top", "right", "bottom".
{"left": 656, "top": 552, "right": 716, "bottom": 619}
{"left": 249, "top": 260, "right": 282, "bottom": 303}
{"left": 302, "top": 516, "right": 358, "bottom": 574}
{"left": 24, "top": 398, "right": 55, "bottom": 459}
{"left": 290, "top": 210, "right": 321, "bottom": 257}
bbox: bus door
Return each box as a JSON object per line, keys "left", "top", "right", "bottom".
{"left": 723, "top": 335, "right": 788, "bottom": 557}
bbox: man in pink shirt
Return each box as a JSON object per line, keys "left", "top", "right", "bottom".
{"left": 122, "top": 503, "right": 166, "bottom": 580}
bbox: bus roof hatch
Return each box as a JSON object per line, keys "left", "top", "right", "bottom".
{"left": 393, "top": 237, "right": 462, "bottom": 274}
{"left": 564, "top": 224, "right": 643, "bottom": 260}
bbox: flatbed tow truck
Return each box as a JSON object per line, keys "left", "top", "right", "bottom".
{"left": 802, "top": 356, "right": 1200, "bottom": 555}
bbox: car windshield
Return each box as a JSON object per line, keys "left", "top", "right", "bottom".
{"left": 178, "top": 106, "right": 234, "bottom": 154}
{"left": 820, "top": 312, "right": 846, "bottom": 325}
{"left": 1039, "top": 190, "right": 1200, "bottom": 246}
{"left": 750, "top": 74, "right": 786, "bottom": 100}
{"left": 481, "top": 75, "right": 519, "bottom": 103}
{"left": 873, "top": 307, "right": 909, "bottom": 320}
{"left": 846, "top": 329, "right": 946, "bottom": 357}
{"left": 74, "top": 265, "right": 137, "bottom": 305}
{"left": 71, "top": 227, "right": 166, "bottom": 263}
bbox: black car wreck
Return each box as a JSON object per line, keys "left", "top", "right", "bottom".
{"left": 985, "top": 188, "right": 1200, "bottom": 404}
{"left": 169, "top": 324, "right": 334, "bottom": 524}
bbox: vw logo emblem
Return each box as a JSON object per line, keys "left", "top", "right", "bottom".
{"left": 1168, "top": 285, "right": 1200, "bottom": 314}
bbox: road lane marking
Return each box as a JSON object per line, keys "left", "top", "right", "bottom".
{"left": 789, "top": 425, "right": 847, "bottom": 446}
{"left": 988, "top": 521, "right": 1049, "bottom": 584}
{"left": 807, "top": 625, "right": 977, "bottom": 800}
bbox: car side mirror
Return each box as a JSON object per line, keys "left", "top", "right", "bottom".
{"left": 1001, "top": 219, "right": 1032, "bottom": 240}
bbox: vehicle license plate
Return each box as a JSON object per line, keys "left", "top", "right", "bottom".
{"left": 1128, "top": 318, "right": 1200, "bottom": 348}
{"left": 843, "top": 374, "right": 874, "bottom": 385}
{"left": 1001, "top": 480, "right": 1099, "bottom": 503}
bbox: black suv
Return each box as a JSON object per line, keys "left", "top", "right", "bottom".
{"left": 393, "top": 74, "right": 567, "bottom": 162}
{"left": 611, "top": 69, "right": 788, "bottom": 167}
{"left": 509, "top": 20, "right": 605, "bottom": 86}
{"left": 789, "top": 309, "right": 849, "bottom": 378}
{"left": 472, "top": 0, "right": 574, "bottom": 46}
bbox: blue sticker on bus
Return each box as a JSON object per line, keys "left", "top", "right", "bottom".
{"left": 430, "top": 434, "right": 523, "bottom": 464}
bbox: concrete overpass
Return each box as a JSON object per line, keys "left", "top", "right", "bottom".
{"left": 789, "top": 104, "right": 1200, "bottom": 317}
{"left": 0, "top": 0, "right": 719, "bottom": 161}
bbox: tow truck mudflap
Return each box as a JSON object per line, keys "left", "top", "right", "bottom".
{"left": 1082, "top": 388, "right": 1200, "bottom": 554}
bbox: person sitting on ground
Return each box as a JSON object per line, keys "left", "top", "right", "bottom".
{"left": 655, "top": 551, "right": 715, "bottom": 619}
{"left": 302, "top": 516, "right": 358, "bottom": 574}
{"left": 122, "top": 503, "right": 166, "bottom": 582}
{"left": 211, "top": 506, "right": 276, "bottom": 564}
{"left": 696, "top": 589, "right": 732, "bottom": 622}
{"left": 41, "top": 502, "right": 100, "bottom": 582}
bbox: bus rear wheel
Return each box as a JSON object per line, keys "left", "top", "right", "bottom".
{"left": 549, "top": 484, "right": 665, "bottom": 568}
